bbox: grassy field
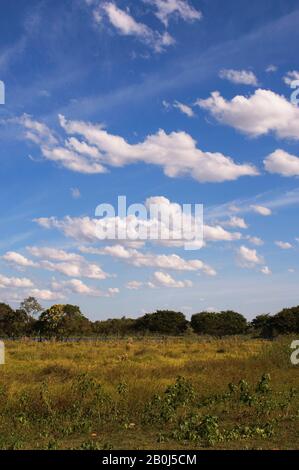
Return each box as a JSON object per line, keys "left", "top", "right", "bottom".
{"left": 0, "top": 336, "right": 298, "bottom": 450}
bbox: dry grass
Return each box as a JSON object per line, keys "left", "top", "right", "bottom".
{"left": 0, "top": 336, "right": 298, "bottom": 449}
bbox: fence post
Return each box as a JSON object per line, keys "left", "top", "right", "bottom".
{"left": 0, "top": 341, "right": 5, "bottom": 364}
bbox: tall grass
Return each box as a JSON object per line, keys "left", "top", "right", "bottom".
{"left": 0, "top": 336, "right": 298, "bottom": 449}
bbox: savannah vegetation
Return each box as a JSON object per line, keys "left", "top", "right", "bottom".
{"left": 0, "top": 298, "right": 298, "bottom": 450}
{"left": 0, "top": 336, "right": 298, "bottom": 450}
{"left": 1, "top": 297, "right": 299, "bottom": 338}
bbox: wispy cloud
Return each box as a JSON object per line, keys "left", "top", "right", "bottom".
{"left": 90, "top": 1, "right": 175, "bottom": 53}
{"left": 146, "top": 0, "right": 202, "bottom": 26}
{"left": 219, "top": 69, "right": 258, "bottom": 86}
{"left": 163, "top": 99, "right": 195, "bottom": 117}
{"left": 205, "top": 187, "right": 299, "bottom": 222}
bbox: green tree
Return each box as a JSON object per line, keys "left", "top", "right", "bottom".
{"left": 0, "top": 303, "right": 33, "bottom": 337}
{"left": 220, "top": 310, "right": 248, "bottom": 335}
{"left": 0, "top": 303, "right": 15, "bottom": 337}
{"left": 251, "top": 314, "right": 273, "bottom": 337}
{"left": 20, "top": 296, "right": 43, "bottom": 317}
{"left": 191, "top": 310, "right": 248, "bottom": 336}
{"left": 191, "top": 311, "right": 221, "bottom": 336}
{"left": 9, "top": 309, "right": 35, "bottom": 337}
{"left": 135, "top": 310, "right": 188, "bottom": 335}
{"left": 36, "top": 304, "right": 92, "bottom": 338}
{"left": 269, "top": 306, "right": 299, "bottom": 337}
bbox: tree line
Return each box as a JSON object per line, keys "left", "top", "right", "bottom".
{"left": 0, "top": 297, "right": 298, "bottom": 339}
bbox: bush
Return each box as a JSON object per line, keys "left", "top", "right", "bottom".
{"left": 93, "top": 317, "right": 136, "bottom": 336}
{"left": 135, "top": 310, "right": 188, "bottom": 335}
{"left": 255, "top": 307, "right": 299, "bottom": 338}
{"left": 191, "top": 310, "right": 248, "bottom": 336}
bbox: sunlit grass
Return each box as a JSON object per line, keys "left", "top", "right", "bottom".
{"left": 0, "top": 336, "right": 298, "bottom": 449}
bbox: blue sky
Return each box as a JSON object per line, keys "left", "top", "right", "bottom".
{"left": 1, "top": 0, "right": 299, "bottom": 320}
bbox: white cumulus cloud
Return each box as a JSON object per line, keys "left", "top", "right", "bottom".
{"left": 275, "top": 241, "right": 293, "bottom": 250}
{"left": 237, "top": 245, "right": 264, "bottom": 268}
{"left": 246, "top": 236, "right": 264, "bottom": 246}
{"left": 126, "top": 280, "right": 144, "bottom": 290}
{"left": 52, "top": 279, "right": 104, "bottom": 297}
{"left": 18, "top": 114, "right": 258, "bottom": 183}
{"left": 219, "top": 69, "right": 258, "bottom": 86}
{"left": 27, "top": 246, "right": 82, "bottom": 262}
{"left": 82, "top": 244, "right": 216, "bottom": 276}
{"left": 3, "top": 248, "right": 109, "bottom": 280}
{"left": 224, "top": 216, "right": 248, "bottom": 229}
{"left": 0, "top": 274, "right": 34, "bottom": 288}
{"left": 197, "top": 89, "right": 299, "bottom": 140}
{"left": 151, "top": 271, "right": 193, "bottom": 288}
{"left": 34, "top": 197, "right": 242, "bottom": 249}
{"left": 29, "top": 288, "right": 64, "bottom": 301}
{"left": 2, "top": 251, "right": 37, "bottom": 268}
{"left": 264, "top": 149, "right": 299, "bottom": 177}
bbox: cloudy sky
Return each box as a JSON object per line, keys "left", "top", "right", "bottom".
{"left": 1, "top": 0, "right": 299, "bottom": 320}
